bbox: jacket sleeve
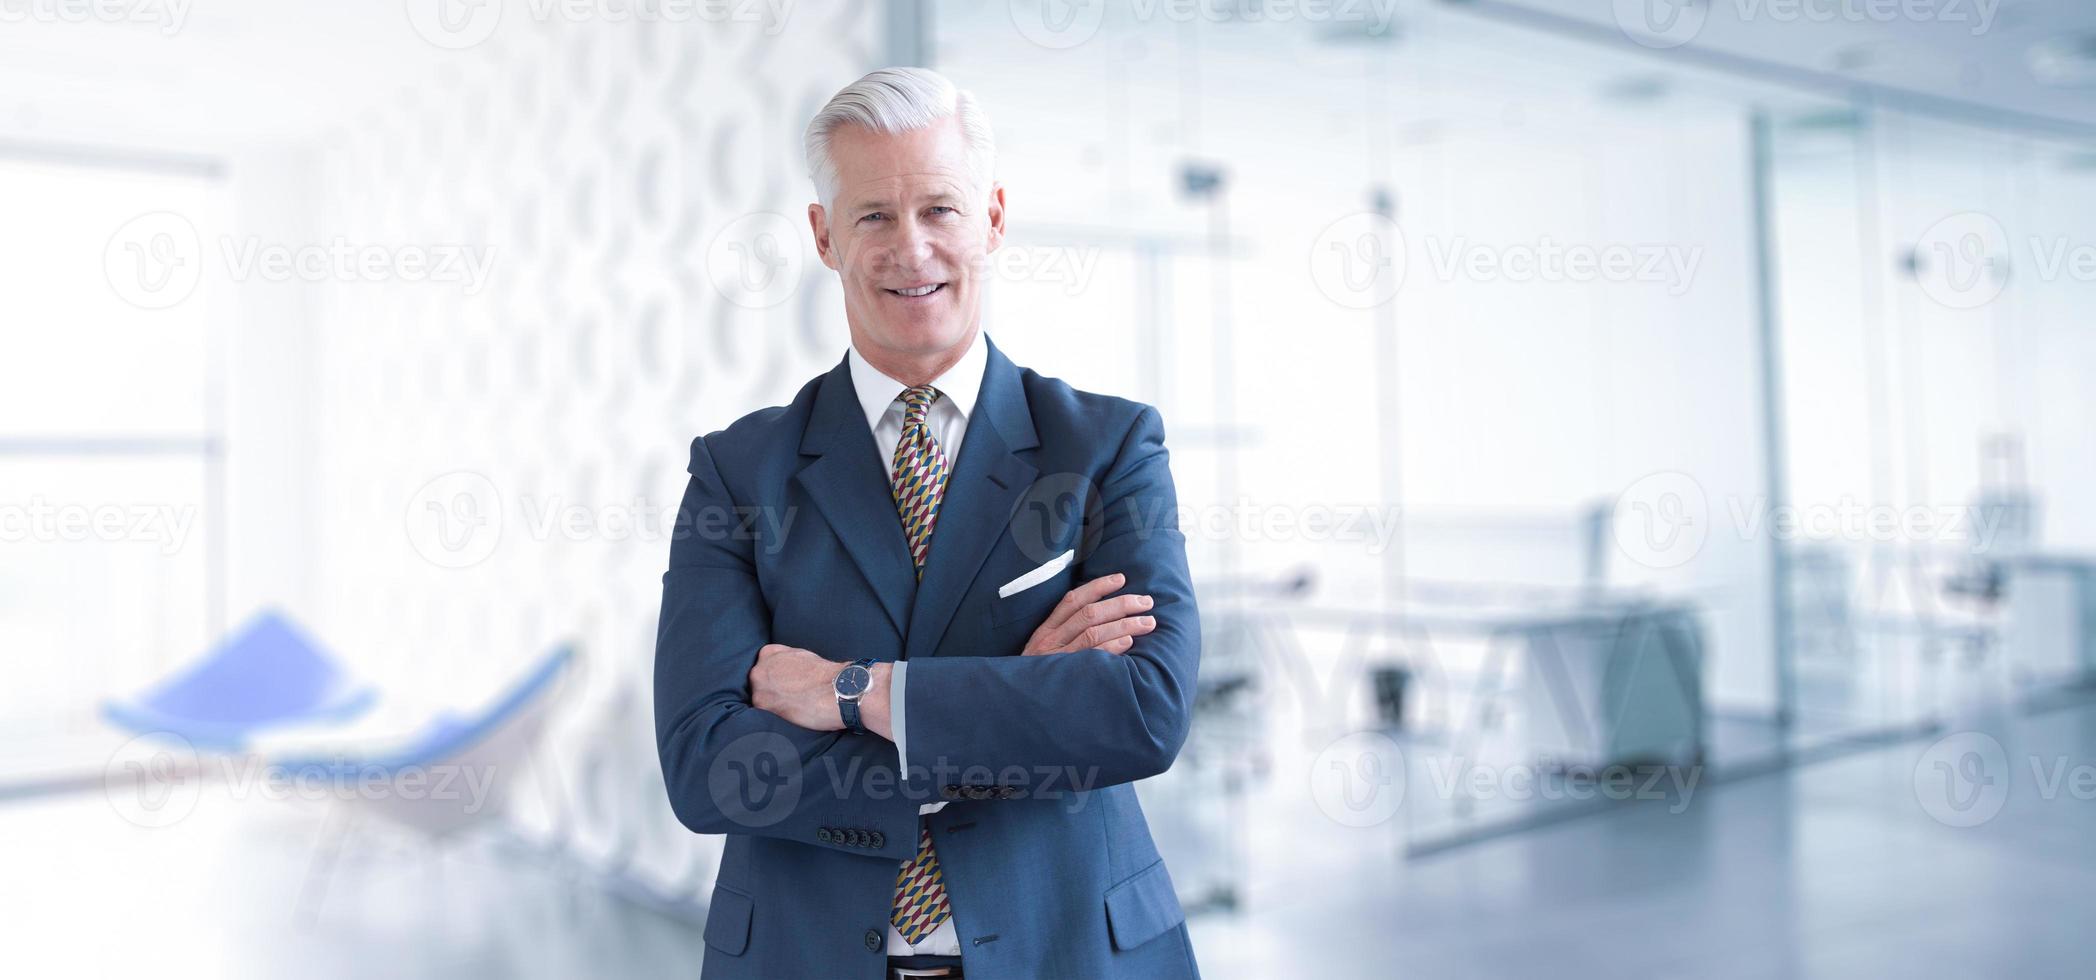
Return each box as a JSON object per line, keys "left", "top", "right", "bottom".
{"left": 653, "top": 434, "right": 922, "bottom": 859}
{"left": 898, "top": 406, "right": 1201, "bottom": 792}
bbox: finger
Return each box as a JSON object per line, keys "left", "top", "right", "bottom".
{"left": 1041, "top": 574, "right": 1124, "bottom": 635}
{"left": 757, "top": 643, "right": 789, "bottom": 658}
{"left": 1022, "top": 622, "right": 1070, "bottom": 655}
{"left": 1041, "top": 573, "right": 1127, "bottom": 634}
{"left": 1049, "top": 593, "right": 1153, "bottom": 649}
{"left": 1100, "top": 635, "right": 1136, "bottom": 655}
{"left": 1046, "top": 592, "right": 1144, "bottom": 647}
{"left": 1072, "top": 614, "right": 1156, "bottom": 652}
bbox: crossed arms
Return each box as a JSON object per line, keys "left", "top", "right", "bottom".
{"left": 652, "top": 407, "right": 1199, "bottom": 858}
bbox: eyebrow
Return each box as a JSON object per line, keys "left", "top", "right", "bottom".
{"left": 846, "top": 191, "right": 966, "bottom": 214}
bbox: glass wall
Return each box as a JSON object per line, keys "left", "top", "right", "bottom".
{"left": 0, "top": 159, "right": 223, "bottom": 740}
{"left": 936, "top": 2, "right": 1788, "bottom": 857}
{"left": 1771, "top": 105, "right": 2096, "bottom": 731}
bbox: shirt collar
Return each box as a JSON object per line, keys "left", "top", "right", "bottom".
{"left": 845, "top": 328, "right": 989, "bottom": 432}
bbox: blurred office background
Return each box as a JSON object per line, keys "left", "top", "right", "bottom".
{"left": 2, "top": 0, "right": 2093, "bottom": 976}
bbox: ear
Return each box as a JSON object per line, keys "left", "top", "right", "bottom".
{"left": 808, "top": 202, "right": 840, "bottom": 271}
{"left": 984, "top": 181, "right": 1006, "bottom": 253}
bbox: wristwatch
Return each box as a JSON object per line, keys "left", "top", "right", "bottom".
{"left": 834, "top": 658, "right": 876, "bottom": 734}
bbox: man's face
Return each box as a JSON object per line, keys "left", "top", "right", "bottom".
{"left": 809, "top": 117, "right": 1004, "bottom": 361}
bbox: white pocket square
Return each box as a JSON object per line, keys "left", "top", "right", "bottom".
{"left": 998, "top": 549, "right": 1074, "bottom": 598}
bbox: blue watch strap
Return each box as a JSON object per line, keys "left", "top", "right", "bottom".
{"left": 837, "top": 658, "right": 875, "bottom": 733}
{"left": 839, "top": 692, "right": 862, "bottom": 733}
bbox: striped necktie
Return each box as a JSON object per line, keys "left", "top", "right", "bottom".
{"left": 889, "top": 383, "right": 953, "bottom": 944}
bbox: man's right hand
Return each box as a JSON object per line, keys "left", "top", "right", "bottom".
{"left": 1021, "top": 572, "right": 1156, "bottom": 656}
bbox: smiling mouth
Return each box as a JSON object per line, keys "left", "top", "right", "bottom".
{"left": 886, "top": 283, "right": 946, "bottom": 298}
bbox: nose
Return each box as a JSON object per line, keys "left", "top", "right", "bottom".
{"left": 854, "top": 214, "right": 940, "bottom": 285}
{"left": 891, "top": 215, "right": 936, "bottom": 270}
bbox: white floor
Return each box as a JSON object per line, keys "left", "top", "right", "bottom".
{"left": 1187, "top": 689, "right": 2096, "bottom": 977}
{"left": 3, "top": 691, "right": 2091, "bottom": 978}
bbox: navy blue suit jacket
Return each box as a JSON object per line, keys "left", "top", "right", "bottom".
{"left": 654, "top": 335, "right": 1202, "bottom": 979}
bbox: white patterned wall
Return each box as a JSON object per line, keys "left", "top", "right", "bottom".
{"left": 298, "top": 9, "right": 881, "bottom": 898}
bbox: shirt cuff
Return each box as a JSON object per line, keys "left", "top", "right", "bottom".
{"left": 891, "top": 659, "right": 909, "bottom": 769}
{"left": 892, "top": 661, "right": 946, "bottom": 816}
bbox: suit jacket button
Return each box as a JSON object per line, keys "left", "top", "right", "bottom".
{"left": 849, "top": 829, "right": 867, "bottom": 847}
{"left": 997, "top": 786, "right": 1018, "bottom": 800}
{"left": 864, "top": 929, "right": 883, "bottom": 952}
{"left": 942, "top": 784, "right": 960, "bottom": 800}
{"left": 817, "top": 827, "right": 833, "bottom": 843}
{"left": 965, "top": 785, "right": 991, "bottom": 800}
{"left": 871, "top": 831, "right": 886, "bottom": 848}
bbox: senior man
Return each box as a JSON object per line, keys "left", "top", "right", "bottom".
{"left": 652, "top": 67, "right": 1202, "bottom": 979}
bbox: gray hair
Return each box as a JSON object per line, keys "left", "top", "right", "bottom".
{"left": 803, "top": 67, "right": 995, "bottom": 208}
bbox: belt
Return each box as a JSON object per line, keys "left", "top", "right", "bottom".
{"left": 888, "top": 954, "right": 963, "bottom": 978}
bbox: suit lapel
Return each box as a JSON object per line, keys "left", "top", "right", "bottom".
{"left": 793, "top": 357, "right": 916, "bottom": 637}
{"left": 903, "top": 338, "right": 1039, "bottom": 662}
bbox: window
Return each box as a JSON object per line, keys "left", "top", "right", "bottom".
{"left": 0, "top": 156, "right": 224, "bottom": 737}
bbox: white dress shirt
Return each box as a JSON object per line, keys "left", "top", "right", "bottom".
{"left": 845, "top": 327, "right": 988, "bottom": 958}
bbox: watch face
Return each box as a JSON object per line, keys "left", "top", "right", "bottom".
{"left": 835, "top": 664, "right": 870, "bottom": 698}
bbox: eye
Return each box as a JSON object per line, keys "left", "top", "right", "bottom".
{"left": 858, "top": 212, "right": 888, "bottom": 224}
{"left": 927, "top": 206, "right": 957, "bottom": 217}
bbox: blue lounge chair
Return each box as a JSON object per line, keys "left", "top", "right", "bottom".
{"left": 102, "top": 611, "right": 378, "bottom": 751}
{"left": 269, "top": 643, "right": 577, "bottom": 838}
{"left": 269, "top": 644, "right": 579, "bottom": 920}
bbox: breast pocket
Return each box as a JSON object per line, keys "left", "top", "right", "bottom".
{"left": 987, "top": 576, "right": 1066, "bottom": 629}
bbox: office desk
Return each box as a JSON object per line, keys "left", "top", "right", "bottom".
{"left": 2006, "top": 554, "right": 2096, "bottom": 687}
{"left": 1287, "top": 594, "right": 1707, "bottom": 772}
